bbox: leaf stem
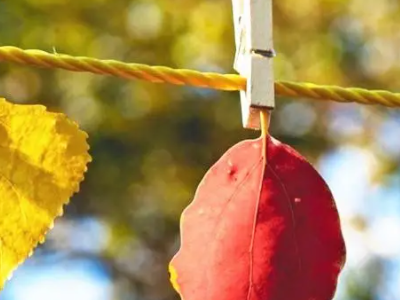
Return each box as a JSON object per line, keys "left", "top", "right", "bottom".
{"left": 260, "top": 109, "right": 271, "bottom": 160}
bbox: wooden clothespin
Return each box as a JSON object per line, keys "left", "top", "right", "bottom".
{"left": 232, "top": 0, "right": 275, "bottom": 129}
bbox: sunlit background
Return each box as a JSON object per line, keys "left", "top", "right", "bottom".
{"left": 0, "top": 0, "right": 400, "bottom": 299}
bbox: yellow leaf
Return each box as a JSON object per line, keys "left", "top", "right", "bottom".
{"left": 0, "top": 98, "right": 91, "bottom": 289}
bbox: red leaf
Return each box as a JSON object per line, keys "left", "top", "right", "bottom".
{"left": 169, "top": 136, "right": 346, "bottom": 300}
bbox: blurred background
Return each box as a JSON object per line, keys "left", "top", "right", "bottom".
{"left": 0, "top": 0, "right": 400, "bottom": 299}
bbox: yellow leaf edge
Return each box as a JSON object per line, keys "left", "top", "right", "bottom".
{"left": 169, "top": 263, "right": 182, "bottom": 294}
{"left": 168, "top": 212, "right": 185, "bottom": 299}
{"left": 0, "top": 98, "right": 92, "bottom": 288}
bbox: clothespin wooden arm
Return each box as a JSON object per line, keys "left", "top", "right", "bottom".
{"left": 232, "top": 0, "right": 275, "bottom": 130}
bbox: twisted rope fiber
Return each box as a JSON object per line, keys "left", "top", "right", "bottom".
{"left": 1, "top": 46, "right": 399, "bottom": 107}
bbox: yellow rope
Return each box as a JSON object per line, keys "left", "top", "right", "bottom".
{"left": 0, "top": 46, "right": 399, "bottom": 107}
